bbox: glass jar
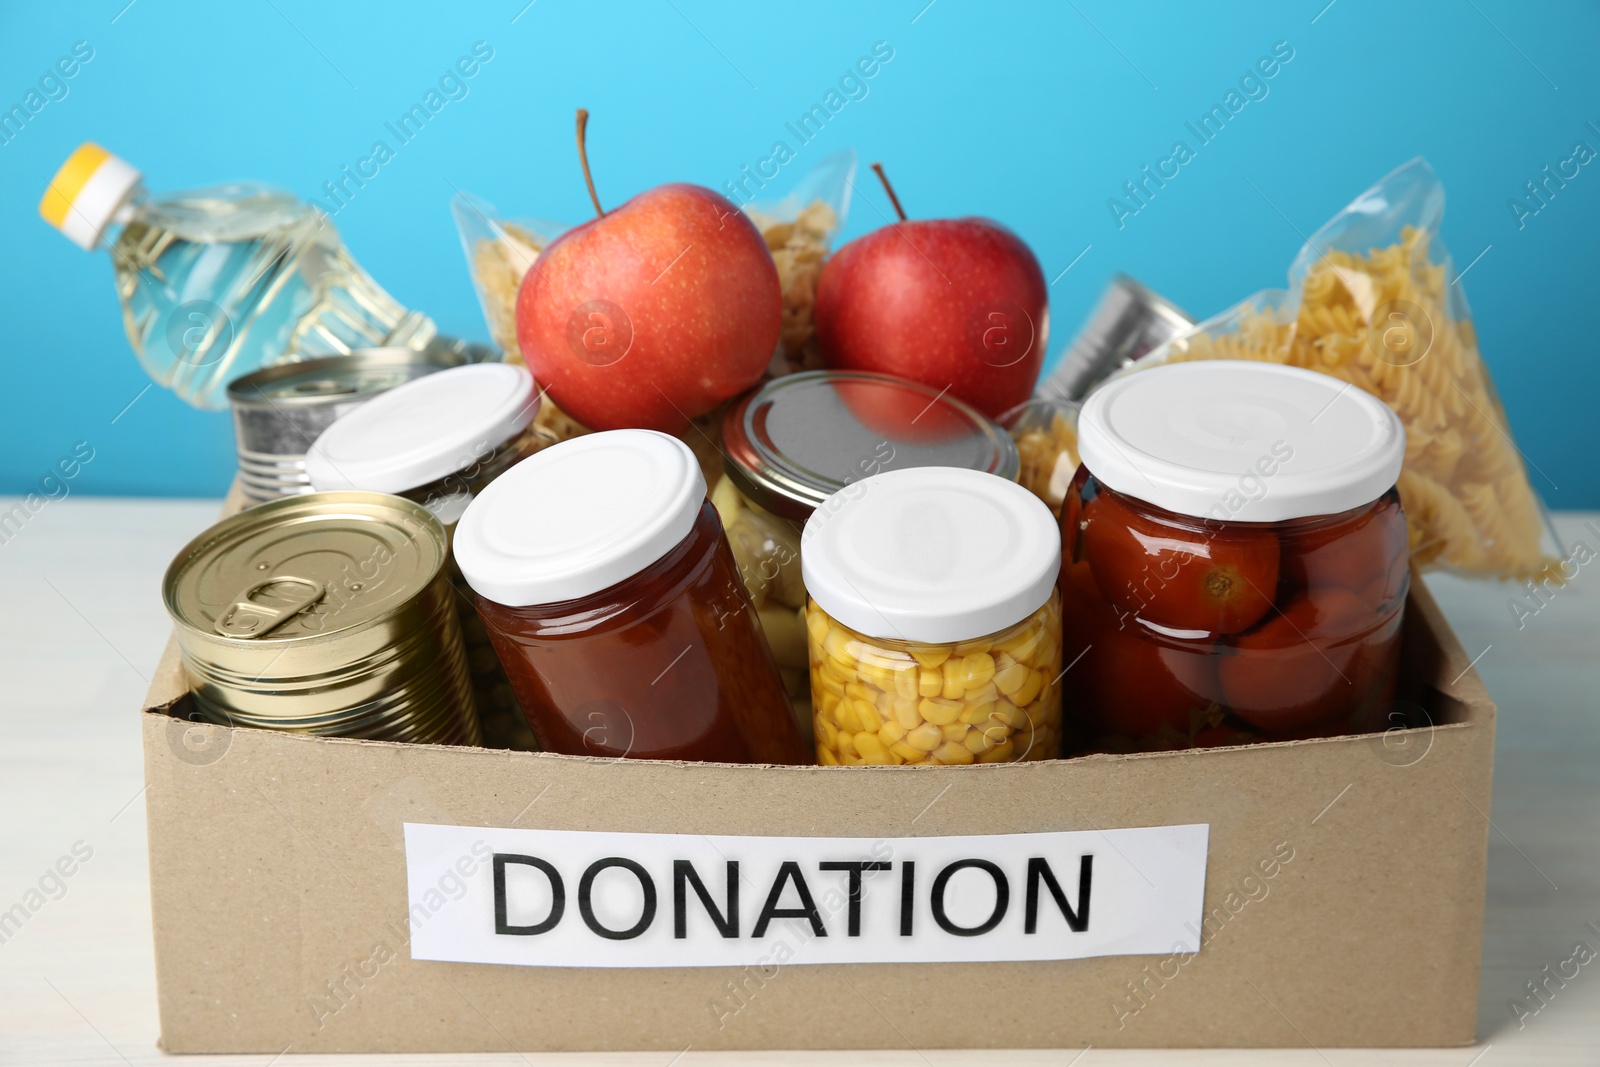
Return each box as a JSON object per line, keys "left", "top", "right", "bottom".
{"left": 717, "top": 370, "right": 1021, "bottom": 723}
{"left": 800, "top": 466, "right": 1062, "bottom": 766}
{"left": 1061, "top": 360, "right": 1409, "bottom": 751}
{"left": 454, "top": 430, "right": 810, "bottom": 765}
{"left": 306, "top": 362, "right": 556, "bottom": 750}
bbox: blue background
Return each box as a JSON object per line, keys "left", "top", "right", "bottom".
{"left": 3, "top": 1, "right": 1597, "bottom": 505}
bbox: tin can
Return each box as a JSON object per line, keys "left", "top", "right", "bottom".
{"left": 161, "top": 491, "right": 481, "bottom": 744}
{"left": 227, "top": 338, "right": 499, "bottom": 503}
{"left": 1037, "top": 274, "right": 1193, "bottom": 402}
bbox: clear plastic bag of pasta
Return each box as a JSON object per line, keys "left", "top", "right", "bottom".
{"left": 1142, "top": 158, "right": 1560, "bottom": 580}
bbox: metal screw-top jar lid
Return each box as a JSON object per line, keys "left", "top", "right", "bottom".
{"left": 721, "top": 370, "right": 1020, "bottom": 522}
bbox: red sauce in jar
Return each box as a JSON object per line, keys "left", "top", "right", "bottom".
{"left": 1060, "top": 465, "right": 1408, "bottom": 751}
{"left": 475, "top": 504, "right": 809, "bottom": 764}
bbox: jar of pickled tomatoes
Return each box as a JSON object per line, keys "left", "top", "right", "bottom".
{"left": 801, "top": 467, "right": 1063, "bottom": 766}
{"left": 453, "top": 429, "right": 810, "bottom": 765}
{"left": 1061, "top": 360, "right": 1409, "bottom": 751}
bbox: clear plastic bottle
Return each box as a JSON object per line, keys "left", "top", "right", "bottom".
{"left": 40, "top": 143, "right": 434, "bottom": 409}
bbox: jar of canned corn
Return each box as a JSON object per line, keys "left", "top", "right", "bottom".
{"left": 800, "top": 467, "right": 1063, "bottom": 766}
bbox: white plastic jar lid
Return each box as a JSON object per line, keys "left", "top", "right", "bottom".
{"left": 801, "top": 467, "right": 1060, "bottom": 644}
{"left": 1079, "top": 360, "right": 1406, "bottom": 523}
{"left": 306, "top": 363, "right": 538, "bottom": 494}
{"left": 454, "top": 429, "right": 706, "bottom": 607}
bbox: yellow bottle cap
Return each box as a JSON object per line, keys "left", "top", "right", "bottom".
{"left": 40, "top": 142, "right": 142, "bottom": 250}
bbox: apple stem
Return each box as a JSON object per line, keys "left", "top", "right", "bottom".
{"left": 871, "top": 162, "right": 908, "bottom": 222}
{"left": 576, "top": 108, "right": 605, "bottom": 218}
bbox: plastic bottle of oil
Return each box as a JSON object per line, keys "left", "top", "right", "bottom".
{"left": 40, "top": 143, "right": 435, "bottom": 409}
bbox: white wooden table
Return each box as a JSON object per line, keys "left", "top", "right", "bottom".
{"left": 1, "top": 497, "right": 1595, "bottom": 1066}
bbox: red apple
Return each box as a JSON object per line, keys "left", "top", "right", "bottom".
{"left": 814, "top": 163, "right": 1049, "bottom": 419}
{"left": 516, "top": 110, "right": 780, "bottom": 433}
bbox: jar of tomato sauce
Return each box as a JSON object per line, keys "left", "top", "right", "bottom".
{"left": 453, "top": 429, "right": 810, "bottom": 765}
{"left": 1061, "top": 360, "right": 1409, "bottom": 751}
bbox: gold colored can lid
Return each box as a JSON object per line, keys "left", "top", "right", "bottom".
{"left": 163, "top": 491, "right": 447, "bottom": 644}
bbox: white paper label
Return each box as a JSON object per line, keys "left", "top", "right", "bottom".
{"left": 403, "top": 822, "right": 1209, "bottom": 969}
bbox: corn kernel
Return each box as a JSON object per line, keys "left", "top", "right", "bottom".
{"left": 961, "top": 702, "right": 997, "bottom": 725}
{"left": 836, "top": 701, "right": 863, "bottom": 735}
{"left": 805, "top": 607, "right": 830, "bottom": 643}
{"left": 909, "top": 646, "right": 949, "bottom": 668}
{"left": 918, "top": 668, "right": 942, "bottom": 698}
{"left": 941, "top": 722, "right": 968, "bottom": 743}
{"left": 823, "top": 628, "right": 856, "bottom": 667}
{"left": 1011, "top": 668, "right": 1049, "bottom": 710}
{"left": 815, "top": 716, "right": 838, "bottom": 750}
{"left": 853, "top": 698, "right": 883, "bottom": 733}
{"left": 932, "top": 741, "right": 976, "bottom": 765}
{"left": 958, "top": 652, "right": 996, "bottom": 689}
{"left": 993, "top": 660, "right": 1029, "bottom": 697}
{"left": 855, "top": 731, "right": 891, "bottom": 764}
{"left": 906, "top": 722, "right": 943, "bottom": 750}
{"left": 891, "top": 740, "right": 926, "bottom": 762}
{"left": 965, "top": 681, "right": 998, "bottom": 706}
{"left": 819, "top": 657, "right": 852, "bottom": 688}
{"left": 855, "top": 661, "right": 887, "bottom": 691}
{"left": 979, "top": 738, "right": 1016, "bottom": 763}
{"left": 993, "top": 702, "right": 1028, "bottom": 730}
{"left": 918, "top": 697, "right": 964, "bottom": 726}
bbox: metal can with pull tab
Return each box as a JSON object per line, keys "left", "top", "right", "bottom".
{"left": 160, "top": 491, "right": 480, "bottom": 744}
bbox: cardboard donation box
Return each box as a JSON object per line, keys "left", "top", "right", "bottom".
{"left": 141, "top": 579, "right": 1492, "bottom": 1053}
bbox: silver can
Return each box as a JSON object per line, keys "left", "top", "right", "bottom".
{"left": 1038, "top": 274, "right": 1193, "bottom": 402}
{"left": 227, "top": 338, "right": 499, "bottom": 503}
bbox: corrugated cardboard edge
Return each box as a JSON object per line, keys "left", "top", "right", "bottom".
{"left": 143, "top": 568, "right": 1493, "bottom": 1053}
